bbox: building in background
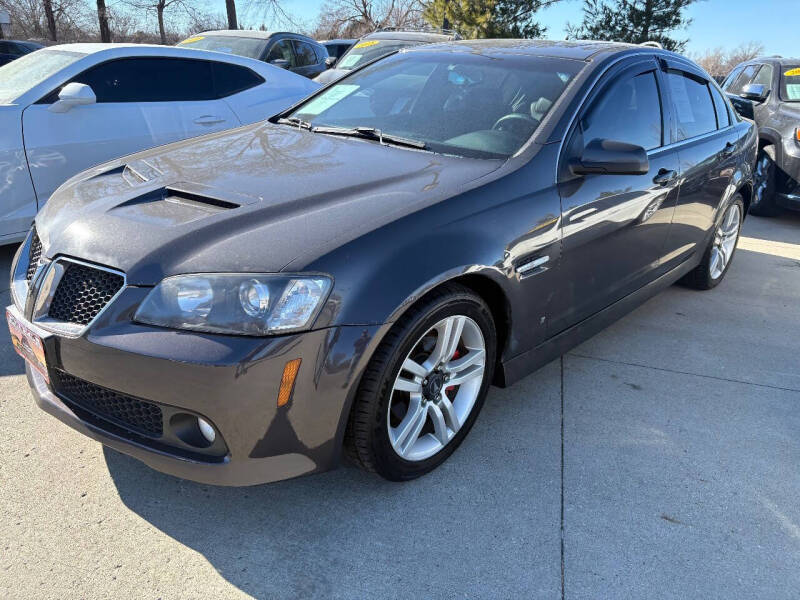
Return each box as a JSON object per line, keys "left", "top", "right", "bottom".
{"left": 0, "top": 10, "right": 11, "bottom": 39}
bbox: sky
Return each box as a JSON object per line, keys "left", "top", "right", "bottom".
{"left": 258, "top": 0, "right": 798, "bottom": 57}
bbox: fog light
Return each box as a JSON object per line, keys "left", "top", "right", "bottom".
{"left": 198, "top": 417, "right": 216, "bottom": 443}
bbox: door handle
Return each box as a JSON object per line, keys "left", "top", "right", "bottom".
{"left": 653, "top": 169, "right": 678, "bottom": 187}
{"left": 721, "top": 142, "right": 736, "bottom": 157}
{"left": 193, "top": 116, "right": 226, "bottom": 126}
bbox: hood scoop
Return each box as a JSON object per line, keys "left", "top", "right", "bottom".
{"left": 108, "top": 184, "right": 243, "bottom": 228}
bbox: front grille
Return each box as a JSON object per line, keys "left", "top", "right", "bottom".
{"left": 51, "top": 371, "right": 163, "bottom": 438}
{"left": 48, "top": 263, "right": 124, "bottom": 325}
{"left": 26, "top": 231, "right": 42, "bottom": 281}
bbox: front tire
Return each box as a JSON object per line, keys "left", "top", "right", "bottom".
{"left": 345, "top": 283, "right": 496, "bottom": 481}
{"left": 682, "top": 195, "right": 744, "bottom": 290}
{"left": 750, "top": 146, "right": 781, "bottom": 216}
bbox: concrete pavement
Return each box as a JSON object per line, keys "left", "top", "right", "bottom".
{"left": 1, "top": 213, "right": 798, "bottom": 599}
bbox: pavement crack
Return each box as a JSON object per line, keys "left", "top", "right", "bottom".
{"left": 567, "top": 353, "right": 800, "bottom": 394}
{"left": 560, "top": 354, "right": 565, "bottom": 600}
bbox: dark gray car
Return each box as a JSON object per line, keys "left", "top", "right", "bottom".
{"left": 722, "top": 57, "right": 800, "bottom": 215}
{"left": 178, "top": 30, "right": 329, "bottom": 79}
{"left": 314, "top": 28, "right": 460, "bottom": 85}
{"left": 8, "top": 40, "right": 755, "bottom": 486}
{"left": 0, "top": 40, "right": 43, "bottom": 67}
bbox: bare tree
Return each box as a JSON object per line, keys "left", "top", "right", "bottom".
{"left": 225, "top": 0, "right": 236, "bottom": 29}
{"left": 96, "top": 0, "right": 110, "bottom": 41}
{"left": 121, "top": 0, "right": 198, "bottom": 43}
{"left": 312, "top": 0, "right": 424, "bottom": 40}
{"left": 693, "top": 41, "right": 765, "bottom": 80}
{"left": 42, "top": 0, "right": 56, "bottom": 40}
{"left": 1, "top": 0, "right": 93, "bottom": 42}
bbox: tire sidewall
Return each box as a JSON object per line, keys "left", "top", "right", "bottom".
{"left": 705, "top": 194, "right": 744, "bottom": 288}
{"left": 367, "top": 294, "right": 497, "bottom": 480}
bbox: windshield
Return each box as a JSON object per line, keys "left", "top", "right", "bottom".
{"left": 0, "top": 49, "right": 84, "bottom": 105}
{"left": 178, "top": 35, "right": 268, "bottom": 60}
{"left": 288, "top": 51, "right": 582, "bottom": 159}
{"left": 336, "top": 39, "right": 423, "bottom": 71}
{"left": 780, "top": 66, "right": 800, "bottom": 102}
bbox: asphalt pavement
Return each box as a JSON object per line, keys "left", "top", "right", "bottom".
{"left": 1, "top": 213, "right": 799, "bottom": 599}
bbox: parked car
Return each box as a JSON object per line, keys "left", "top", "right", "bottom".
{"left": 8, "top": 40, "right": 755, "bottom": 486}
{"left": 721, "top": 57, "right": 800, "bottom": 215}
{"left": 314, "top": 27, "right": 460, "bottom": 85}
{"left": 0, "top": 39, "right": 43, "bottom": 66}
{"left": 0, "top": 43, "right": 318, "bottom": 244}
{"left": 320, "top": 38, "right": 357, "bottom": 65}
{"left": 178, "top": 30, "right": 329, "bottom": 79}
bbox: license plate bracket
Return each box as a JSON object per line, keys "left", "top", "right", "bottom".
{"left": 7, "top": 308, "right": 49, "bottom": 383}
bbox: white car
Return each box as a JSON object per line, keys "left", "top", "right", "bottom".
{"left": 0, "top": 43, "right": 318, "bottom": 243}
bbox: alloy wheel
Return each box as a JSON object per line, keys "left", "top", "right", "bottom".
{"left": 709, "top": 203, "right": 741, "bottom": 280}
{"left": 387, "top": 315, "right": 486, "bottom": 462}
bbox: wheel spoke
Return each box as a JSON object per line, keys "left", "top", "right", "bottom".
{"left": 393, "top": 396, "right": 426, "bottom": 452}
{"left": 444, "top": 348, "right": 485, "bottom": 375}
{"left": 709, "top": 249, "right": 720, "bottom": 277}
{"left": 394, "top": 376, "right": 422, "bottom": 394}
{"left": 425, "top": 316, "right": 465, "bottom": 369}
{"left": 428, "top": 402, "right": 449, "bottom": 445}
{"left": 718, "top": 245, "right": 728, "bottom": 271}
{"left": 438, "top": 394, "right": 460, "bottom": 432}
{"left": 448, "top": 364, "right": 484, "bottom": 387}
{"left": 402, "top": 358, "right": 428, "bottom": 379}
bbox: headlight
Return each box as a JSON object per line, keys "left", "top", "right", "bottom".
{"left": 134, "top": 274, "right": 332, "bottom": 336}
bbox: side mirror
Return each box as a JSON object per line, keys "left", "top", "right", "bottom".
{"left": 727, "top": 93, "right": 755, "bottom": 120}
{"left": 269, "top": 58, "right": 290, "bottom": 69}
{"left": 325, "top": 56, "right": 337, "bottom": 69}
{"left": 49, "top": 82, "right": 96, "bottom": 113}
{"left": 740, "top": 83, "right": 769, "bottom": 102}
{"left": 570, "top": 138, "right": 649, "bottom": 176}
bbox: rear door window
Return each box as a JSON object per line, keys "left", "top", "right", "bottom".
{"left": 666, "top": 71, "right": 717, "bottom": 141}
{"left": 292, "top": 41, "right": 318, "bottom": 67}
{"left": 212, "top": 63, "right": 264, "bottom": 97}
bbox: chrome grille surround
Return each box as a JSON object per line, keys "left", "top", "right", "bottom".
{"left": 20, "top": 252, "right": 127, "bottom": 338}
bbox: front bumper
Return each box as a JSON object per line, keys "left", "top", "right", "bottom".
{"left": 12, "top": 293, "right": 381, "bottom": 486}
{"left": 777, "top": 138, "right": 800, "bottom": 211}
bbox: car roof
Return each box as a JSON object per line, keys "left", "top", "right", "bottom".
{"left": 741, "top": 56, "right": 800, "bottom": 68}
{"left": 42, "top": 43, "right": 279, "bottom": 69}
{"left": 194, "top": 30, "right": 318, "bottom": 43}
{"left": 362, "top": 30, "right": 456, "bottom": 43}
{"left": 321, "top": 39, "right": 357, "bottom": 45}
{"left": 403, "top": 38, "right": 657, "bottom": 61}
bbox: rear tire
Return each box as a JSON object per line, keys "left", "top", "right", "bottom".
{"left": 682, "top": 195, "right": 744, "bottom": 290}
{"left": 750, "top": 146, "right": 781, "bottom": 216}
{"left": 344, "top": 283, "right": 496, "bottom": 481}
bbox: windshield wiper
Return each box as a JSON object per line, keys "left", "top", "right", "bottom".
{"left": 312, "top": 125, "right": 427, "bottom": 149}
{"left": 277, "top": 116, "right": 312, "bottom": 130}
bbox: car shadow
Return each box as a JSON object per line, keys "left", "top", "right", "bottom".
{"left": 103, "top": 362, "right": 563, "bottom": 598}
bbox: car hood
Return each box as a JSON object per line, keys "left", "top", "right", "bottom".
{"left": 37, "top": 121, "right": 503, "bottom": 285}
